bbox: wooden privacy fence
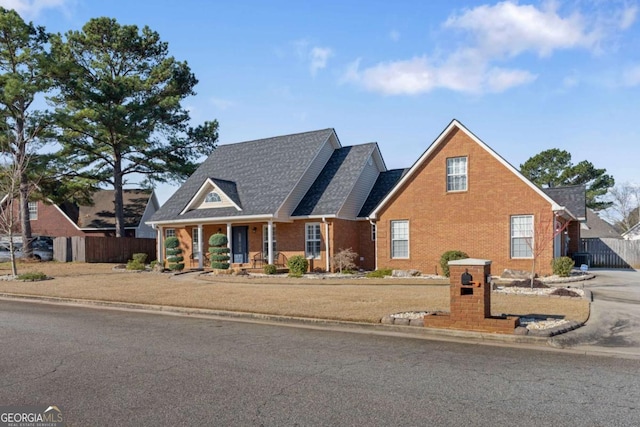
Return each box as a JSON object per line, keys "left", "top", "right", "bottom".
{"left": 576, "top": 238, "right": 640, "bottom": 269}
{"left": 54, "top": 236, "right": 157, "bottom": 263}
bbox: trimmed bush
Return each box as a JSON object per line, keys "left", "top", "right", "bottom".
{"left": 552, "top": 256, "right": 575, "bottom": 277}
{"left": 366, "top": 268, "right": 393, "bottom": 278}
{"left": 165, "top": 236, "right": 185, "bottom": 271}
{"left": 209, "top": 233, "right": 230, "bottom": 269}
{"left": 126, "top": 259, "right": 146, "bottom": 271}
{"left": 440, "top": 250, "right": 469, "bottom": 277}
{"left": 263, "top": 264, "right": 277, "bottom": 275}
{"left": 287, "top": 255, "right": 308, "bottom": 276}
{"left": 132, "top": 253, "right": 148, "bottom": 264}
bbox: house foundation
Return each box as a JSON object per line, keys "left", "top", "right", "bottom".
{"left": 423, "top": 259, "right": 519, "bottom": 334}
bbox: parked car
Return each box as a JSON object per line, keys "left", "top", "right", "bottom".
{"left": 0, "top": 241, "right": 53, "bottom": 261}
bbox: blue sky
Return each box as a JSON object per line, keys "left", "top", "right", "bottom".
{"left": 2, "top": 0, "right": 639, "bottom": 205}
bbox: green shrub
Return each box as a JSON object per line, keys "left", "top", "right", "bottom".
{"left": 132, "top": 253, "right": 148, "bottom": 264}
{"left": 17, "top": 271, "right": 48, "bottom": 281}
{"left": 149, "top": 260, "right": 159, "bottom": 269}
{"left": 440, "top": 250, "right": 469, "bottom": 277}
{"left": 365, "top": 268, "right": 392, "bottom": 278}
{"left": 209, "top": 233, "right": 230, "bottom": 269}
{"left": 126, "top": 259, "right": 146, "bottom": 271}
{"left": 263, "top": 264, "right": 277, "bottom": 275}
{"left": 552, "top": 256, "right": 575, "bottom": 277}
{"left": 164, "top": 236, "right": 184, "bottom": 271}
{"left": 287, "top": 255, "right": 308, "bottom": 276}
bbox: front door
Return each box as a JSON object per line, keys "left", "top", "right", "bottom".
{"left": 232, "top": 226, "right": 249, "bottom": 264}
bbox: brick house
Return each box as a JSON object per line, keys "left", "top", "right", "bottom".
{"left": 148, "top": 120, "right": 584, "bottom": 275}
{"left": 26, "top": 189, "right": 158, "bottom": 238}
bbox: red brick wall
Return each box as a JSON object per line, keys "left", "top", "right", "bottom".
{"left": 375, "top": 127, "right": 558, "bottom": 276}
{"left": 27, "top": 201, "right": 85, "bottom": 237}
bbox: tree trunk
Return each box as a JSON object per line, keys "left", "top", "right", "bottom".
{"left": 19, "top": 173, "right": 33, "bottom": 258}
{"left": 113, "top": 155, "right": 125, "bottom": 238}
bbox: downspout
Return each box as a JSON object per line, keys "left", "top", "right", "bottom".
{"left": 369, "top": 219, "right": 377, "bottom": 271}
{"left": 322, "top": 217, "right": 330, "bottom": 272}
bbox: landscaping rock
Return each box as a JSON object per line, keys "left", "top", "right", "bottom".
{"left": 394, "top": 318, "right": 410, "bottom": 326}
{"left": 152, "top": 263, "right": 165, "bottom": 273}
{"left": 392, "top": 269, "right": 421, "bottom": 278}
{"left": 514, "top": 326, "right": 529, "bottom": 336}
{"left": 381, "top": 315, "right": 394, "bottom": 325}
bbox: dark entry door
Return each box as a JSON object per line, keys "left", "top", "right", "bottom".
{"left": 232, "top": 226, "right": 249, "bottom": 264}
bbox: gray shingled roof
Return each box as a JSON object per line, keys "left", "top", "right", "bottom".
{"left": 150, "top": 129, "right": 335, "bottom": 222}
{"left": 581, "top": 208, "right": 622, "bottom": 239}
{"left": 292, "top": 144, "right": 377, "bottom": 216}
{"left": 542, "top": 185, "right": 586, "bottom": 220}
{"left": 358, "top": 169, "right": 408, "bottom": 218}
{"left": 77, "top": 189, "right": 152, "bottom": 229}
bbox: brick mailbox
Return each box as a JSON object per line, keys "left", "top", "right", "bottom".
{"left": 423, "top": 258, "right": 519, "bottom": 334}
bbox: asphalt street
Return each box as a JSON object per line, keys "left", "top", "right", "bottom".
{"left": 1, "top": 300, "right": 639, "bottom": 426}
{"left": 550, "top": 269, "right": 640, "bottom": 356}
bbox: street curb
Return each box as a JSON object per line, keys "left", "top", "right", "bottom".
{"left": 3, "top": 291, "right": 636, "bottom": 359}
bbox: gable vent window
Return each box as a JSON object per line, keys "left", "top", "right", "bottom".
{"left": 446, "top": 157, "right": 467, "bottom": 192}
{"left": 205, "top": 191, "right": 222, "bottom": 203}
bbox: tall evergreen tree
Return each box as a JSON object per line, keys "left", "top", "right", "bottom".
{"left": 520, "top": 148, "right": 614, "bottom": 210}
{"left": 0, "top": 7, "right": 52, "bottom": 257}
{"left": 49, "top": 17, "right": 218, "bottom": 237}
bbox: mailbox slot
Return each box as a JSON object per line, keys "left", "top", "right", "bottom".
{"left": 460, "top": 287, "right": 474, "bottom": 296}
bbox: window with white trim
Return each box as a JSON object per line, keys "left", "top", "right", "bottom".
{"left": 305, "top": 223, "right": 321, "bottom": 259}
{"left": 511, "top": 215, "right": 534, "bottom": 258}
{"left": 205, "top": 191, "right": 221, "bottom": 203}
{"left": 446, "top": 156, "right": 467, "bottom": 192}
{"left": 192, "top": 227, "right": 201, "bottom": 259}
{"left": 165, "top": 228, "right": 176, "bottom": 238}
{"left": 263, "top": 225, "right": 277, "bottom": 256}
{"left": 28, "top": 202, "right": 38, "bottom": 220}
{"left": 391, "top": 220, "right": 409, "bottom": 259}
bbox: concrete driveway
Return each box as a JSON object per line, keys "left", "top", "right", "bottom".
{"left": 550, "top": 269, "right": 640, "bottom": 357}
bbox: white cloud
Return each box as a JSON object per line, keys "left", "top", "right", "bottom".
{"left": 618, "top": 5, "right": 638, "bottom": 30}
{"left": 343, "top": 1, "right": 632, "bottom": 95}
{"left": 389, "top": 30, "right": 400, "bottom": 42}
{"left": 0, "top": 0, "right": 70, "bottom": 18}
{"left": 444, "top": 1, "right": 597, "bottom": 57}
{"left": 309, "top": 46, "right": 333, "bottom": 76}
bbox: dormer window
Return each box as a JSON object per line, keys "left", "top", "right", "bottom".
{"left": 205, "top": 191, "right": 222, "bottom": 203}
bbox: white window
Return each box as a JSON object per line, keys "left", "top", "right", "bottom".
{"left": 371, "top": 223, "right": 377, "bottom": 241}
{"left": 165, "top": 228, "right": 176, "bottom": 238}
{"left": 263, "top": 225, "right": 277, "bottom": 255}
{"left": 28, "top": 202, "right": 38, "bottom": 220}
{"left": 192, "top": 227, "right": 200, "bottom": 259}
{"left": 446, "top": 157, "right": 467, "bottom": 192}
{"left": 205, "top": 191, "right": 221, "bottom": 203}
{"left": 391, "top": 220, "right": 409, "bottom": 259}
{"left": 511, "top": 215, "right": 534, "bottom": 258}
{"left": 305, "top": 223, "right": 321, "bottom": 259}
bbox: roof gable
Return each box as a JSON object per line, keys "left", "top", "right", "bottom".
{"left": 358, "top": 169, "right": 408, "bottom": 218}
{"left": 582, "top": 208, "right": 621, "bottom": 239}
{"left": 292, "top": 143, "right": 378, "bottom": 217}
{"left": 180, "top": 178, "right": 242, "bottom": 214}
{"left": 150, "top": 128, "right": 337, "bottom": 223}
{"left": 542, "top": 185, "right": 586, "bottom": 220}
{"left": 369, "top": 119, "right": 569, "bottom": 219}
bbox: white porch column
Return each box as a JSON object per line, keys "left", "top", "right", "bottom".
{"left": 226, "top": 223, "right": 232, "bottom": 262}
{"left": 157, "top": 226, "right": 164, "bottom": 264}
{"left": 267, "top": 220, "right": 274, "bottom": 265}
{"left": 198, "top": 224, "right": 204, "bottom": 269}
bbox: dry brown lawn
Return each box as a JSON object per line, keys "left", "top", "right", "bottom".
{"left": 0, "top": 262, "right": 590, "bottom": 323}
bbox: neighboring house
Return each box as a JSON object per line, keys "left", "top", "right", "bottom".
{"left": 581, "top": 208, "right": 622, "bottom": 239}
{"left": 622, "top": 223, "right": 640, "bottom": 240}
{"left": 27, "top": 189, "right": 158, "bottom": 238}
{"left": 148, "top": 120, "right": 583, "bottom": 275}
